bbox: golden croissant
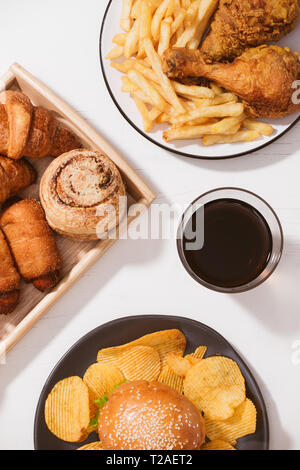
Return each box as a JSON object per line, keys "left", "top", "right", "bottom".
{"left": 0, "top": 228, "right": 20, "bottom": 315}
{"left": 0, "top": 199, "right": 62, "bottom": 292}
{"left": 0, "top": 155, "right": 36, "bottom": 204}
{"left": 0, "top": 90, "right": 82, "bottom": 160}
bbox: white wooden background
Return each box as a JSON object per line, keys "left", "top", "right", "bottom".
{"left": 0, "top": 0, "right": 300, "bottom": 450}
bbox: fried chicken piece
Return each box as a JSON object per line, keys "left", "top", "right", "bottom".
{"left": 200, "top": 0, "right": 300, "bottom": 62}
{"left": 163, "top": 45, "right": 300, "bottom": 118}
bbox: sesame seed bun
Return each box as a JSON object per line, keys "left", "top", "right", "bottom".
{"left": 98, "top": 380, "right": 205, "bottom": 450}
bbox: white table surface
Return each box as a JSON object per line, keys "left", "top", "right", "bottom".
{"left": 0, "top": 0, "right": 300, "bottom": 451}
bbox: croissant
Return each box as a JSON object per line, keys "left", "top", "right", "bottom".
{"left": 0, "top": 156, "right": 36, "bottom": 205}
{"left": 0, "top": 229, "right": 20, "bottom": 314}
{"left": 0, "top": 90, "right": 82, "bottom": 160}
{"left": 0, "top": 199, "right": 62, "bottom": 291}
{"left": 40, "top": 149, "right": 127, "bottom": 240}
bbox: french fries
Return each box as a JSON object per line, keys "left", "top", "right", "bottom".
{"left": 187, "top": 0, "right": 219, "bottom": 50}
{"left": 171, "top": 81, "right": 214, "bottom": 99}
{"left": 191, "top": 93, "right": 238, "bottom": 107}
{"left": 158, "top": 18, "right": 172, "bottom": 56}
{"left": 121, "top": 0, "right": 134, "bottom": 32}
{"left": 243, "top": 119, "right": 274, "bottom": 136}
{"left": 107, "top": 0, "right": 274, "bottom": 147}
{"left": 128, "top": 69, "right": 168, "bottom": 111}
{"left": 132, "top": 94, "right": 155, "bottom": 132}
{"left": 202, "top": 130, "right": 261, "bottom": 146}
{"left": 176, "top": 0, "right": 204, "bottom": 47}
{"left": 138, "top": 0, "right": 152, "bottom": 57}
{"left": 169, "top": 103, "right": 244, "bottom": 126}
{"left": 112, "top": 33, "right": 128, "bottom": 46}
{"left": 121, "top": 75, "right": 138, "bottom": 93}
{"left": 151, "top": 0, "right": 173, "bottom": 41}
{"left": 124, "top": 18, "right": 140, "bottom": 58}
{"left": 164, "top": 116, "right": 244, "bottom": 142}
{"left": 171, "top": 8, "right": 186, "bottom": 36}
{"left": 143, "top": 38, "right": 185, "bottom": 114}
{"left": 106, "top": 46, "right": 124, "bottom": 60}
{"left": 110, "top": 62, "right": 131, "bottom": 73}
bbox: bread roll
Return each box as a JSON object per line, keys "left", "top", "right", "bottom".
{"left": 40, "top": 149, "right": 127, "bottom": 240}
{"left": 98, "top": 381, "right": 205, "bottom": 450}
{"left": 0, "top": 229, "right": 20, "bottom": 314}
{"left": 0, "top": 90, "right": 81, "bottom": 159}
{"left": 0, "top": 199, "right": 62, "bottom": 291}
{"left": 0, "top": 156, "right": 36, "bottom": 205}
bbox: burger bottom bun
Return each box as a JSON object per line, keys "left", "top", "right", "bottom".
{"left": 98, "top": 380, "right": 205, "bottom": 450}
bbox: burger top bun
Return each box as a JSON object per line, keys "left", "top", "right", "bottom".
{"left": 98, "top": 380, "right": 205, "bottom": 450}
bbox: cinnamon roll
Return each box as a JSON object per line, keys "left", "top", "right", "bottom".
{"left": 40, "top": 149, "right": 127, "bottom": 240}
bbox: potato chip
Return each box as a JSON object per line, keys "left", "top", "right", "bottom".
{"left": 45, "top": 376, "right": 90, "bottom": 442}
{"left": 83, "top": 363, "right": 124, "bottom": 414}
{"left": 201, "top": 440, "right": 236, "bottom": 450}
{"left": 184, "top": 357, "right": 246, "bottom": 420}
{"left": 205, "top": 398, "right": 257, "bottom": 444}
{"left": 97, "top": 329, "right": 186, "bottom": 367}
{"left": 166, "top": 344, "right": 207, "bottom": 377}
{"left": 77, "top": 441, "right": 104, "bottom": 450}
{"left": 190, "top": 345, "right": 207, "bottom": 360}
{"left": 166, "top": 352, "right": 199, "bottom": 378}
{"left": 158, "top": 363, "right": 184, "bottom": 394}
{"left": 117, "top": 345, "right": 161, "bottom": 381}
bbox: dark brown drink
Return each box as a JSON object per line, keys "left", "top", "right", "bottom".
{"left": 183, "top": 199, "right": 273, "bottom": 288}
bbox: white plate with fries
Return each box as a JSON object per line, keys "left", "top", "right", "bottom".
{"left": 100, "top": 0, "right": 300, "bottom": 159}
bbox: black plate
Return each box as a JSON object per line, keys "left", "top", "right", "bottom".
{"left": 34, "top": 315, "right": 269, "bottom": 450}
{"left": 99, "top": 0, "right": 300, "bottom": 161}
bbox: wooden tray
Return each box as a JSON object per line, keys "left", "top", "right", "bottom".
{"left": 0, "top": 63, "right": 156, "bottom": 361}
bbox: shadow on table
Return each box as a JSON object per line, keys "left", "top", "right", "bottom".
{"left": 237, "top": 357, "right": 291, "bottom": 450}
{"left": 266, "top": 391, "right": 292, "bottom": 450}
{"left": 233, "top": 237, "right": 300, "bottom": 336}
{"left": 0, "top": 234, "right": 164, "bottom": 402}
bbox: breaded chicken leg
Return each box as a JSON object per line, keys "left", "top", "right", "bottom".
{"left": 163, "top": 45, "right": 300, "bottom": 118}
{"left": 201, "top": 0, "right": 300, "bottom": 62}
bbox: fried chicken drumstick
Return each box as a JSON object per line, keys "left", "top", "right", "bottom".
{"left": 163, "top": 45, "right": 300, "bottom": 118}
{"left": 200, "top": 0, "right": 300, "bottom": 62}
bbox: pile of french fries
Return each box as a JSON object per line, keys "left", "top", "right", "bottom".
{"left": 106, "top": 0, "right": 274, "bottom": 146}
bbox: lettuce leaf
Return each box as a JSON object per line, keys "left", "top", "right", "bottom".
{"left": 89, "top": 381, "right": 127, "bottom": 428}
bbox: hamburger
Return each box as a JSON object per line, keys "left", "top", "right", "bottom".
{"left": 98, "top": 380, "right": 205, "bottom": 450}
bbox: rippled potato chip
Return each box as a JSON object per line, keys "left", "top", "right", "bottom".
{"left": 166, "top": 345, "right": 207, "bottom": 377}
{"left": 45, "top": 376, "right": 90, "bottom": 442}
{"left": 201, "top": 440, "right": 236, "bottom": 450}
{"left": 83, "top": 363, "right": 124, "bottom": 414}
{"left": 190, "top": 345, "right": 207, "bottom": 360}
{"left": 158, "top": 363, "right": 184, "bottom": 394}
{"left": 166, "top": 353, "right": 199, "bottom": 378}
{"left": 205, "top": 398, "right": 257, "bottom": 444}
{"left": 184, "top": 356, "right": 246, "bottom": 420}
{"left": 97, "top": 329, "right": 186, "bottom": 367}
{"left": 117, "top": 345, "right": 161, "bottom": 381}
{"left": 77, "top": 441, "right": 104, "bottom": 450}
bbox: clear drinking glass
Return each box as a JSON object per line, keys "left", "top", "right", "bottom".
{"left": 177, "top": 187, "right": 284, "bottom": 293}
